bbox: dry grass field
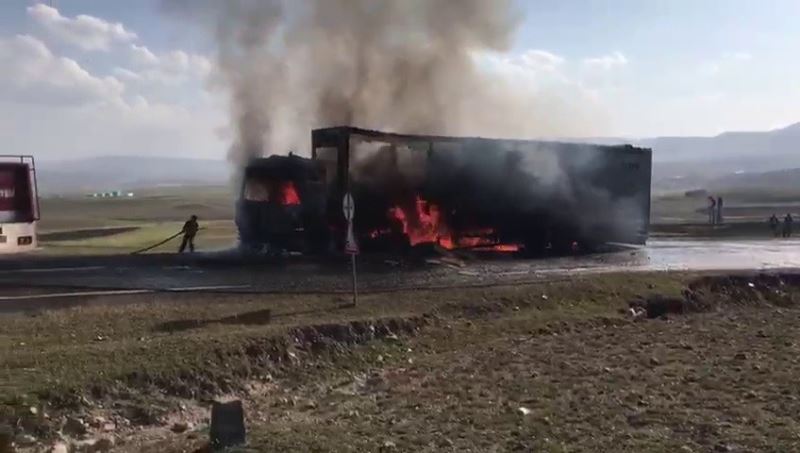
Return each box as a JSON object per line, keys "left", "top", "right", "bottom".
{"left": 35, "top": 186, "right": 238, "bottom": 254}
{"left": 3, "top": 272, "right": 800, "bottom": 452}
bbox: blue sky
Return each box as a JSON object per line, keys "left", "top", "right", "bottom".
{"left": 512, "top": 0, "right": 800, "bottom": 136}
{"left": 1, "top": 0, "right": 799, "bottom": 160}
{"left": 518, "top": 0, "right": 799, "bottom": 89}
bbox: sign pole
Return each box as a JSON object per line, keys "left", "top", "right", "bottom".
{"left": 350, "top": 252, "right": 358, "bottom": 306}
{"left": 342, "top": 192, "right": 358, "bottom": 306}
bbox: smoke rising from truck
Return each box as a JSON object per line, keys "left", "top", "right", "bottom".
{"left": 161, "top": 0, "right": 600, "bottom": 164}
{"left": 162, "top": 1, "right": 648, "bottom": 251}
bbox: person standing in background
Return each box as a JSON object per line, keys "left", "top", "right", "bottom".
{"left": 769, "top": 214, "right": 780, "bottom": 237}
{"left": 783, "top": 213, "right": 794, "bottom": 238}
{"left": 716, "top": 196, "right": 724, "bottom": 225}
{"left": 707, "top": 196, "right": 717, "bottom": 225}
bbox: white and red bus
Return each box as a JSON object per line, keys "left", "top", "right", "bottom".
{"left": 0, "top": 156, "right": 39, "bottom": 253}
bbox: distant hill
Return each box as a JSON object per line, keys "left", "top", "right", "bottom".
{"left": 570, "top": 122, "right": 800, "bottom": 187}
{"left": 585, "top": 122, "right": 800, "bottom": 165}
{"left": 623, "top": 123, "right": 800, "bottom": 192}
{"left": 708, "top": 168, "right": 800, "bottom": 192}
{"left": 36, "top": 156, "right": 232, "bottom": 195}
{"left": 32, "top": 122, "right": 800, "bottom": 195}
{"left": 639, "top": 122, "right": 800, "bottom": 170}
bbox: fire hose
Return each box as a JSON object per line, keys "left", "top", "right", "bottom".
{"left": 130, "top": 227, "right": 205, "bottom": 255}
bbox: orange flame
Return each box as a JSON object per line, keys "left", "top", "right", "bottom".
{"left": 475, "top": 244, "right": 520, "bottom": 252}
{"left": 389, "top": 196, "right": 452, "bottom": 248}
{"left": 384, "top": 195, "right": 521, "bottom": 252}
{"left": 279, "top": 181, "right": 301, "bottom": 205}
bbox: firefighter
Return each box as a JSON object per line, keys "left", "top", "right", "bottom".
{"left": 179, "top": 215, "right": 199, "bottom": 253}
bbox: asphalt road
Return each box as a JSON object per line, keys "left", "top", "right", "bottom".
{"left": 0, "top": 238, "right": 798, "bottom": 300}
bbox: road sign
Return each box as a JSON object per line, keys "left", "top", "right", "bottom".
{"left": 342, "top": 192, "right": 355, "bottom": 221}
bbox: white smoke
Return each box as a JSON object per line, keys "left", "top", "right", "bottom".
{"left": 162, "top": 0, "right": 605, "bottom": 164}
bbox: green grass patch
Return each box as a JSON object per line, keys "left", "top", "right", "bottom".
{"left": 39, "top": 220, "right": 237, "bottom": 255}
{"left": 0, "top": 273, "right": 683, "bottom": 418}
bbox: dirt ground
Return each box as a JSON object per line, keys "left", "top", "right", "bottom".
{"left": 4, "top": 271, "right": 800, "bottom": 452}
{"left": 242, "top": 301, "right": 800, "bottom": 453}
{"left": 140, "top": 274, "right": 800, "bottom": 453}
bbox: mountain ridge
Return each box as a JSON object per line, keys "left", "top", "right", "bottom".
{"left": 32, "top": 122, "right": 800, "bottom": 194}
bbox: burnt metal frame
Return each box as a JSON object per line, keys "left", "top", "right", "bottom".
{"left": 311, "top": 126, "right": 648, "bottom": 150}
{"left": 311, "top": 126, "right": 653, "bottom": 242}
{"left": 311, "top": 125, "right": 651, "bottom": 189}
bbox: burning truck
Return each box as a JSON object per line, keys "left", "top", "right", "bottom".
{"left": 236, "top": 127, "right": 652, "bottom": 256}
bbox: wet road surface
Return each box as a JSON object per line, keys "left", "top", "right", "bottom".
{"left": 0, "top": 239, "right": 797, "bottom": 299}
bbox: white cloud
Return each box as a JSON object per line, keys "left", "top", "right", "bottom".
{"left": 516, "top": 50, "right": 565, "bottom": 72}
{"left": 121, "top": 44, "right": 212, "bottom": 86}
{"left": 583, "top": 51, "right": 628, "bottom": 70}
{"left": 0, "top": 34, "right": 225, "bottom": 160}
{"left": 1, "top": 94, "right": 226, "bottom": 160}
{"left": 700, "top": 51, "right": 753, "bottom": 77}
{"left": 0, "top": 34, "right": 123, "bottom": 106}
{"left": 481, "top": 49, "right": 565, "bottom": 75}
{"left": 474, "top": 49, "right": 609, "bottom": 137}
{"left": 700, "top": 62, "right": 721, "bottom": 77}
{"left": 27, "top": 4, "right": 136, "bottom": 51}
{"left": 113, "top": 67, "right": 142, "bottom": 81}
{"left": 159, "top": 50, "right": 212, "bottom": 77}
{"left": 724, "top": 51, "right": 752, "bottom": 62}
{"left": 130, "top": 43, "right": 158, "bottom": 65}
{"left": 0, "top": 6, "right": 225, "bottom": 160}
